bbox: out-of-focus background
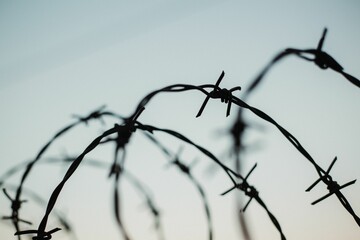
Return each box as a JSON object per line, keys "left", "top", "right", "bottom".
{"left": 1, "top": 1, "right": 359, "bottom": 239}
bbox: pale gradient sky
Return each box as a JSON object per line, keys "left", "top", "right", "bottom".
{"left": 0, "top": 1, "right": 359, "bottom": 240}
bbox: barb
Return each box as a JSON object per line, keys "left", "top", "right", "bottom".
{"left": 287, "top": 28, "right": 360, "bottom": 87}
{"left": 72, "top": 105, "right": 107, "bottom": 125}
{"left": 144, "top": 133, "right": 213, "bottom": 240}
{"left": 230, "top": 109, "right": 248, "bottom": 151}
{"left": 2, "top": 188, "right": 31, "bottom": 240}
{"left": 221, "top": 164, "right": 257, "bottom": 209}
{"left": 305, "top": 157, "right": 360, "bottom": 225}
{"left": 73, "top": 105, "right": 126, "bottom": 125}
{"left": 221, "top": 164, "right": 286, "bottom": 240}
{"left": 246, "top": 28, "right": 360, "bottom": 95}
{"left": 196, "top": 71, "right": 241, "bottom": 117}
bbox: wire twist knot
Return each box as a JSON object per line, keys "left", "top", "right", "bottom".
{"left": 196, "top": 71, "right": 241, "bottom": 117}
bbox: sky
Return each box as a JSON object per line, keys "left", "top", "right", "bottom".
{"left": 0, "top": 1, "right": 359, "bottom": 240}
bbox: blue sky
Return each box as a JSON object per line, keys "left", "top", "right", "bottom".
{"left": 0, "top": 1, "right": 359, "bottom": 240}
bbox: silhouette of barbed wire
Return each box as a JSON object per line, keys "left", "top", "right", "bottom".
{"left": 137, "top": 124, "right": 286, "bottom": 239}
{"left": 246, "top": 28, "right": 360, "bottom": 95}
{"left": 125, "top": 75, "right": 360, "bottom": 230}
{"left": 196, "top": 71, "right": 241, "bottom": 117}
{"left": 137, "top": 124, "right": 240, "bottom": 183}
{"left": 227, "top": 108, "right": 253, "bottom": 240}
{"left": 230, "top": 94, "right": 360, "bottom": 226}
{"left": 120, "top": 168, "right": 164, "bottom": 240}
{"left": 0, "top": 151, "right": 165, "bottom": 240}
{"left": 141, "top": 118, "right": 286, "bottom": 240}
{"left": 9, "top": 105, "right": 122, "bottom": 237}
{"left": 7, "top": 67, "right": 359, "bottom": 240}
{"left": 205, "top": 108, "right": 264, "bottom": 240}
{"left": 63, "top": 156, "right": 165, "bottom": 240}
{"left": 143, "top": 133, "right": 213, "bottom": 240}
{"left": 1, "top": 156, "right": 165, "bottom": 240}
{"left": 17, "top": 126, "right": 120, "bottom": 239}
{"left": 61, "top": 156, "right": 165, "bottom": 240}
{"left": 15, "top": 227, "right": 61, "bottom": 240}
{"left": 133, "top": 77, "right": 359, "bottom": 226}
{"left": 17, "top": 107, "right": 145, "bottom": 240}
{"left": 2, "top": 188, "right": 31, "bottom": 240}
{"left": 95, "top": 107, "right": 144, "bottom": 240}
{"left": 32, "top": 76, "right": 358, "bottom": 238}
{"left": 305, "top": 157, "right": 358, "bottom": 224}
{"left": 3, "top": 184, "right": 76, "bottom": 240}
{"left": 221, "top": 163, "right": 286, "bottom": 240}
{"left": 168, "top": 151, "right": 213, "bottom": 240}
{"left": 20, "top": 114, "right": 269, "bottom": 239}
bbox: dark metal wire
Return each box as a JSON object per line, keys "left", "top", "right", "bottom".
{"left": 9, "top": 65, "right": 359, "bottom": 239}
{"left": 245, "top": 28, "right": 360, "bottom": 95}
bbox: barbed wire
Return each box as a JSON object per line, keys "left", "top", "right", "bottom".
{"left": 137, "top": 124, "right": 286, "bottom": 239}
{"left": 7, "top": 105, "right": 123, "bottom": 239}
{"left": 245, "top": 28, "right": 360, "bottom": 95}
{"left": 3, "top": 184, "right": 76, "bottom": 240}
{"left": 3, "top": 28, "right": 359, "bottom": 239}
{"left": 144, "top": 133, "right": 213, "bottom": 240}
